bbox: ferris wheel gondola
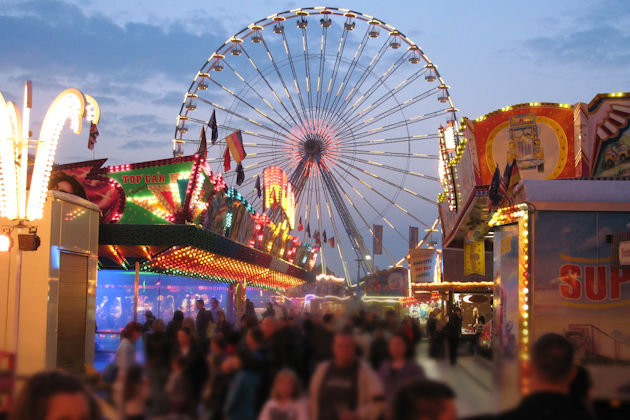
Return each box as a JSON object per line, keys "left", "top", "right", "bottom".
{"left": 173, "top": 7, "right": 458, "bottom": 284}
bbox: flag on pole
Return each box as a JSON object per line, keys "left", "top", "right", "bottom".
{"left": 223, "top": 146, "right": 231, "bottom": 172}
{"left": 298, "top": 218, "right": 303, "bottom": 232}
{"left": 329, "top": 236, "right": 335, "bottom": 248}
{"left": 373, "top": 224, "right": 383, "bottom": 255}
{"left": 508, "top": 159, "right": 521, "bottom": 190}
{"left": 323, "top": 230, "right": 327, "bottom": 243}
{"left": 306, "top": 223, "right": 311, "bottom": 238}
{"left": 87, "top": 122, "right": 99, "bottom": 150}
{"left": 314, "top": 231, "right": 321, "bottom": 246}
{"left": 409, "top": 226, "right": 419, "bottom": 250}
{"left": 208, "top": 110, "right": 218, "bottom": 144}
{"left": 236, "top": 163, "right": 245, "bottom": 186}
{"left": 197, "top": 127, "right": 207, "bottom": 156}
{"left": 255, "top": 175, "right": 262, "bottom": 198}
{"left": 489, "top": 166, "right": 501, "bottom": 206}
{"left": 225, "top": 130, "right": 246, "bottom": 163}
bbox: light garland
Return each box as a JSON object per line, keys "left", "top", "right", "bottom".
{"left": 518, "top": 212, "right": 531, "bottom": 393}
{"left": 488, "top": 203, "right": 528, "bottom": 227}
{"left": 140, "top": 245, "right": 305, "bottom": 290}
{"left": 488, "top": 202, "right": 531, "bottom": 392}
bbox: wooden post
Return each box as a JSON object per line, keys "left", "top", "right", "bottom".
{"left": 133, "top": 261, "right": 139, "bottom": 322}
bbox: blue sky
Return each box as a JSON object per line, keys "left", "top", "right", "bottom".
{"left": 1, "top": 0, "right": 629, "bottom": 275}
{"left": 2, "top": 0, "right": 628, "bottom": 164}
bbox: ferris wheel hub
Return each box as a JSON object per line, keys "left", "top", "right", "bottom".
{"left": 303, "top": 135, "right": 326, "bottom": 158}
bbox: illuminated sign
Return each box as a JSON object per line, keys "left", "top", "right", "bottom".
{"left": 263, "top": 166, "right": 296, "bottom": 229}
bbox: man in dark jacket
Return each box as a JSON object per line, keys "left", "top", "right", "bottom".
{"left": 196, "top": 299, "right": 213, "bottom": 351}
{"left": 446, "top": 307, "right": 462, "bottom": 365}
{"left": 498, "top": 333, "right": 594, "bottom": 420}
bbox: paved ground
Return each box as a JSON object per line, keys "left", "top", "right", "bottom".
{"left": 418, "top": 356, "right": 495, "bottom": 418}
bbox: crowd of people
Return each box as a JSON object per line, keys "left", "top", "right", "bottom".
{"left": 9, "top": 299, "right": 603, "bottom": 420}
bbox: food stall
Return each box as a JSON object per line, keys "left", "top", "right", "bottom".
{"left": 438, "top": 92, "right": 630, "bottom": 408}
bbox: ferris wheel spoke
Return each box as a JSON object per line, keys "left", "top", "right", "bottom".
{"left": 314, "top": 25, "right": 328, "bottom": 123}
{"left": 328, "top": 37, "right": 391, "bottom": 128}
{"left": 204, "top": 151, "right": 279, "bottom": 164}
{"left": 279, "top": 31, "right": 310, "bottom": 127}
{"left": 317, "top": 171, "right": 353, "bottom": 284}
{"left": 330, "top": 161, "right": 433, "bottom": 229}
{"left": 335, "top": 133, "right": 439, "bottom": 149}
{"left": 328, "top": 27, "right": 370, "bottom": 116}
{"left": 205, "top": 77, "right": 294, "bottom": 137}
{"left": 319, "top": 25, "right": 351, "bottom": 123}
{"left": 259, "top": 35, "right": 307, "bottom": 127}
{"left": 318, "top": 161, "right": 374, "bottom": 274}
{"left": 349, "top": 108, "right": 451, "bottom": 139}
{"left": 327, "top": 167, "right": 397, "bottom": 265}
{"left": 221, "top": 59, "right": 297, "bottom": 129}
{"left": 313, "top": 172, "right": 328, "bottom": 274}
{"left": 300, "top": 27, "right": 315, "bottom": 122}
{"left": 330, "top": 164, "right": 409, "bottom": 243}
{"left": 332, "top": 51, "right": 409, "bottom": 128}
{"left": 239, "top": 44, "right": 302, "bottom": 129}
{"left": 339, "top": 87, "right": 438, "bottom": 138}
{"left": 338, "top": 150, "right": 438, "bottom": 159}
{"left": 334, "top": 158, "right": 438, "bottom": 206}
{"left": 217, "top": 124, "right": 285, "bottom": 144}
{"left": 340, "top": 66, "right": 430, "bottom": 128}
{"left": 196, "top": 96, "right": 288, "bottom": 139}
{"left": 335, "top": 153, "right": 439, "bottom": 184}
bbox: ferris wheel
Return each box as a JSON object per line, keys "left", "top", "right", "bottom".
{"left": 173, "top": 7, "right": 458, "bottom": 283}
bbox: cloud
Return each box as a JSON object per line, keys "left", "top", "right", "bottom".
{"left": 523, "top": 24, "right": 630, "bottom": 67}
{"left": 0, "top": 1, "right": 227, "bottom": 83}
{"left": 153, "top": 91, "right": 185, "bottom": 107}
{"left": 119, "top": 140, "right": 166, "bottom": 149}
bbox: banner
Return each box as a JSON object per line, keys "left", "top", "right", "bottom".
{"left": 409, "top": 226, "right": 419, "bottom": 250}
{"left": 365, "top": 267, "right": 408, "bottom": 297}
{"left": 464, "top": 240, "right": 486, "bottom": 275}
{"left": 409, "top": 248, "right": 437, "bottom": 283}
{"left": 532, "top": 211, "right": 630, "bottom": 400}
{"left": 373, "top": 224, "right": 383, "bottom": 255}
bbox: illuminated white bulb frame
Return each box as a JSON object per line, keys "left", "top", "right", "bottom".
{"left": 0, "top": 83, "right": 100, "bottom": 221}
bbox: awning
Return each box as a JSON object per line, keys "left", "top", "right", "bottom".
{"left": 98, "top": 224, "right": 314, "bottom": 290}
{"left": 411, "top": 281, "right": 493, "bottom": 294}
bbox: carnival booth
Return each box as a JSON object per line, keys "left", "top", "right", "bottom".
{"left": 490, "top": 180, "right": 630, "bottom": 407}
{"left": 438, "top": 92, "right": 630, "bottom": 408}
{"left": 50, "top": 155, "right": 316, "bottom": 355}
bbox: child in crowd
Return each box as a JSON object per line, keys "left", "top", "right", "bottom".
{"left": 113, "top": 363, "right": 149, "bottom": 420}
{"left": 258, "top": 369, "right": 308, "bottom": 420}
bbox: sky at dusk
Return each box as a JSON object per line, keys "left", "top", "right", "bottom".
{"left": 1, "top": 0, "right": 628, "bottom": 275}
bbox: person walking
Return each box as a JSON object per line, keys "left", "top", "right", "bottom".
{"left": 116, "top": 321, "right": 144, "bottom": 377}
{"left": 378, "top": 332, "right": 425, "bottom": 417}
{"left": 196, "top": 298, "right": 214, "bottom": 351}
{"left": 144, "top": 319, "right": 171, "bottom": 416}
{"left": 309, "top": 330, "right": 385, "bottom": 420}
{"left": 445, "top": 307, "right": 462, "bottom": 366}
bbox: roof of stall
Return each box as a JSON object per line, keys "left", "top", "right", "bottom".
{"left": 517, "top": 179, "right": 630, "bottom": 211}
{"left": 98, "top": 224, "right": 314, "bottom": 289}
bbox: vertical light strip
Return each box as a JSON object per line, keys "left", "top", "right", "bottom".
{"left": 518, "top": 211, "right": 531, "bottom": 394}
{"left": 0, "top": 92, "right": 18, "bottom": 219}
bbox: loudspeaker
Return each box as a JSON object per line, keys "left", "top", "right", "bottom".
{"left": 18, "top": 233, "right": 41, "bottom": 251}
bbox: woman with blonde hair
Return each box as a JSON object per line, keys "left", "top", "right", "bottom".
{"left": 259, "top": 369, "right": 308, "bottom": 420}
